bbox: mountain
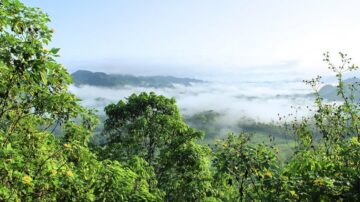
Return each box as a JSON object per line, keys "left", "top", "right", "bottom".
{"left": 319, "top": 77, "right": 360, "bottom": 101}
{"left": 71, "top": 70, "right": 204, "bottom": 88}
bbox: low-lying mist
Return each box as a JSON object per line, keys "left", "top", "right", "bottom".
{"left": 69, "top": 76, "right": 317, "bottom": 155}
{"left": 69, "top": 79, "right": 315, "bottom": 124}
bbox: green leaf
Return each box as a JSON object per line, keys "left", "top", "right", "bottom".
{"left": 5, "top": 143, "right": 12, "bottom": 151}
{"left": 40, "top": 71, "right": 47, "bottom": 85}
{"left": 0, "top": 63, "right": 8, "bottom": 71}
{"left": 50, "top": 48, "right": 60, "bottom": 54}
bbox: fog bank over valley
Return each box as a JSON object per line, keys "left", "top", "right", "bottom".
{"left": 69, "top": 69, "right": 316, "bottom": 126}
{"left": 69, "top": 66, "right": 360, "bottom": 143}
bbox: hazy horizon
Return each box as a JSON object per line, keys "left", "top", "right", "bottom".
{"left": 19, "top": 0, "right": 360, "bottom": 123}
{"left": 22, "top": 0, "right": 360, "bottom": 80}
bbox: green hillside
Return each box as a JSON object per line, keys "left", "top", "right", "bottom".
{"left": 71, "top": 70, "right": 204, "bottom": 88}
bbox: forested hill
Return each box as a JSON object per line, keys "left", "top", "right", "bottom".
{"left": 71, "top": 70, "right": 204, "bottom": 88}
{"left": 319, "top": 77, "right": 360, "bottom": 101}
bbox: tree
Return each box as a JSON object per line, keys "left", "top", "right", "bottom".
{"left": 212, "top": 133, "right": 281, "bottom": 201}
{"left": 281, "top": 52, "right": 360, "bottom": 201}
{"left": 2, "top": 0, "right": 360, "bottom": 200}
{"left": 103, "top": 92, "right": 183, "bottom": 165}
{"left": 102, "top": 92, "right": 213, "bottom": 201}
{"left": 0, "top": 1, "right": 160, "bottom": 201}
{"left": 156, "top": 135, "right": 213, "bottom": 202}
{"left": 211, "top": 53, "right": 360, "bottom": 201}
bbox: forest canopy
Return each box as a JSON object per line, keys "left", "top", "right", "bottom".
{"left": 0, "top": 0, "right": 360, "bottom": 201}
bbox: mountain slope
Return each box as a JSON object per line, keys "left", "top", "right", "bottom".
{"left": 71, "top": 70, "right": 204, "bottom": 88}
{"left": 319, "top": 77, "right": 360, "bottom": 101}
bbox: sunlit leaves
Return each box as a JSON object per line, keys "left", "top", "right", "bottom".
{"left": 282, "top": 52, "right": 360, "bottom": 201}
{"left": 212, "top": 133, "right": 281, "bottom": 201}
{"left": 0, "top": 0, "right": 160, "bottom": 201}
{"left": 102, "top": 92, "right": 212, "bottom": 201}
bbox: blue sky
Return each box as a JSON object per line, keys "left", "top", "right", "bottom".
{"left": 23, "top": 0, "right": 360, "bottom": 77}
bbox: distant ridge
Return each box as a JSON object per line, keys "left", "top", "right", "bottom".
{"left": 71, "top": 70, "right": 204, "bottom": 88}
{"left": 319, "top": 77, "right": 360, "bottom": 101}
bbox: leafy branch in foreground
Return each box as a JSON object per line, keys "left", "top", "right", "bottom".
{"left": 211, "top": 52, "right": 360, "bottom": 201}
{"left": 282, "top": 52, "right": 360, "bottom": 201}
{"left": 0, "top": 1, "right": 160, "bottom": 201}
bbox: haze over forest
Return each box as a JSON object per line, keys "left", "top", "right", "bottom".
{"left": 21, "top": 0, "right": 360, "bottom": 117}
{"left": 16, "top": 0, "right": 360, "bottom": 148}
{"left": 19, "top": 1, "right": 360, "bottom": 146}
{"left": 3, "top": 0, "right": 360, "bottom": 201}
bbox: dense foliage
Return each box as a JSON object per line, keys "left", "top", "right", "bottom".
{"left": 101, "top": 92, "right": 213, "bottom": 201}
{"left": 0, "top": 1, "right": 161, "bottom": 201}
{"left": 1, "top": 0, "right": 360, "bottom": 201}
{"left": 280, "top": 52, "right": 360, "bottom": 201}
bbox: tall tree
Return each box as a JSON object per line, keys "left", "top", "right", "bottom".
{"left": 0, "top": 1, "right": 161, "bottom": 201}
{"left": 103, "top": 92, "right": 183, "bottom": 165}
{"left": 102, "top": 92, "right": 213, "bottom": 201}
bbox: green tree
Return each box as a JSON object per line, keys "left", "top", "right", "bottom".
{"left": 212, "top": 133, "right": 281, "bottom": 201}
{"left": 211, "top": 52, "right": 360, "bottom": 201}
{"left": 281, "top": 52, "right": 360, "bottom": 201}
{"left": 0, "top": 1, "right": 160, "bottom": 201}
{"left": 156, "top": 136, "right": 213, "bottom": 201}
{"left": 103, "top": 92, "right": 183, "bottom": 165}
{"left": 102, "top": 92, "right": 213, "bottom": 201}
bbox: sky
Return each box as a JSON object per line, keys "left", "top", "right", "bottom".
{"left": 23, "top": 0, "right": 360, "bottom": 78}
